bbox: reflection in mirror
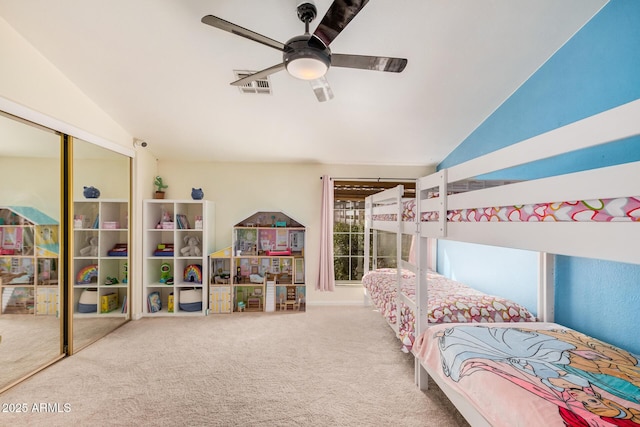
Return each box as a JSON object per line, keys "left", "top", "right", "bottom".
{"left": 0, "top": 112, "right": 63, "bottom": 390}
{"left": 72, "top": 139, "right": 130, "bottom": 353}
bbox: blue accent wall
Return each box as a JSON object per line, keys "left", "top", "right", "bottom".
{"left": 555, "top": 256, "right": 640, "bottom": 354}
{"left": 437, "top": 240, "right": 538, "bottom": 317}
{"left": 435, "top": 0, "right": 640, "bottom": 355}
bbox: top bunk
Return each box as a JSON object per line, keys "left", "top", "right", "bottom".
{"left": 365, "top": 99, "right": 640, "bottom": 265}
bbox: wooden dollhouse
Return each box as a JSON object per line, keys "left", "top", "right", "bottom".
{"left": 209, "top": 211, "right": 306, "bottom": 313}
{"left": 0, "top": 206, "right": 59, "bottom": 315}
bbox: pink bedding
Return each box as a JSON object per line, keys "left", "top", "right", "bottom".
{"left": 414, "top": 322, "right": 640, "bottom": 427}
{"left": 372, "top": 196, "right": 640, "bottom": 223}
{"left": 448, "top": 196, "right": 640, "bottom": 222}
{"left": 362, "top": 268, "right": 536, "bottom": 351}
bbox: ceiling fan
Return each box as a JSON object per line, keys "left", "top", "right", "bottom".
{"left": 201, "top": 0, "right": 408, "bottom": 102}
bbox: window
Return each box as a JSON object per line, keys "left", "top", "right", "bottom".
{"left": 332, "top": 180, "right": 415, "bottom": 282}
{"left": 333, "top": 199, "right": 366, "bottom": 281}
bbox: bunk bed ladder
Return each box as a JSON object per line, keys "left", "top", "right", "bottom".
{"left": 415, "top": 170, "right": 449, "bottom": 389}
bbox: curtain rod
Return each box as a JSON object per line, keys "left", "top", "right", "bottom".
{"left": 320, "top": 177, "right": 416, "bottom": 181}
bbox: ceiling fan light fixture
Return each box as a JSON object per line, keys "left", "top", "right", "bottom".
{"left": 286, "top": 57, "right": 328, "bottom": 80}
{"left": 283, "top": 34, "right": 331, "bottom": 81}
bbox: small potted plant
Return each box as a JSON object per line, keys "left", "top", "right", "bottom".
{"left": 154, "top": 176, "right": 168, "bottom": 199}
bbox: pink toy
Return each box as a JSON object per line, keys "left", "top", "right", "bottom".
{"left": 265, "top": 248, "right": 291, "bottom": 256}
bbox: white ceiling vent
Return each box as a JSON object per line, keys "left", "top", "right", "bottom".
{"left": 233, "top": 70, "right": 272, "bottom": 95}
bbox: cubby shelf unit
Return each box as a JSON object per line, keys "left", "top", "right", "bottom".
{"left": 142, "top": 199, "right": 215, "bottom": 316}
{"left": 73, "top": 199, "right": 129, "bottom": 318}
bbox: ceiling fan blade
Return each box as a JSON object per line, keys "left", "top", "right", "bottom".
{"left": 331, "top": 53, "right": 407, "bottom": 73}
{"left": 312, "top": 0, "right": 370, "bottom": 47}
{"left": 201, "top": 15, "right": 285, "bottom": 51}
{"left": 309, "top": 76, "right": 334, "bottom": 102}
{"left": 230, "top": 63, "right": 286, "bottom": 86}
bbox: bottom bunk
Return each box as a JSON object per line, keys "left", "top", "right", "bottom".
{"left": 413, "top": 322, "right": 640, "bottom": 427}
{"left": 362, "top": 268, "right": 537, "bottom": 351}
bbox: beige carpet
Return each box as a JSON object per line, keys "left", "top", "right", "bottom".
{"left": 0, "top": 306, "right": 470, "bottom": 426}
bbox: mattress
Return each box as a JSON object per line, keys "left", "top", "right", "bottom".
{"left": 362, "top": 268, "right": 536, "bottom": 351}
{"left": 413, "top": 322, "right": 640, "bottom": 427}
{"left": 372, "top": 196, "right": 640, "bottom": 223}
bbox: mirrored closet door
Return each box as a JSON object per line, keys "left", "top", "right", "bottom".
{"left": 0, "top": 110, "right": 133, "bottom": 390}
{"left": 0, "top": 112, "right": 63, "bottom": 391}
{"left": 71, "top": 138, "right": 130, "bottom": 353}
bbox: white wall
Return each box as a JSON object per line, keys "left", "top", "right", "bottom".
{"left": 73, "top": 159, "right": 130, "bottom": 200}
{"left": 158, "top": 161, "right": 431, "bottom": 305}
{"left": 0, "top": 157, "right": 60, "bottom": 220}
{"left": 131, "top": 148, "right": 159, "bottom": 318}
{"left": 0, "top": 16, "right": 132, "bottom": 152}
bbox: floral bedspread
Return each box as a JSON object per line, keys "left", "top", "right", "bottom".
{"left": 362, "top": 268, "right": 536, "bottom": 352}
{"left": 372, "top": 196, "right": 640, "bottom": 223}
{"left": 448, "top": 196, "right": 640, "bottom": 222}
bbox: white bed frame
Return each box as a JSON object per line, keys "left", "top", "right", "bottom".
{"left": 363, "top": 99, "right": 640, "bottom": 427}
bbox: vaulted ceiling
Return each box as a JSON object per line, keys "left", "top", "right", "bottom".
{"left": 0, "top": 0, "right": 607, "bottom": 166}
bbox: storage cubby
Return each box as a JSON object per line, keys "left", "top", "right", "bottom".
{"left": 143, "top": 199, "right": 214, "bottom": 316}
{"left": 73, "top": 199, "right": 129, "bottom": 317}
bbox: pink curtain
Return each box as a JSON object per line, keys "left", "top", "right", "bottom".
{"left": 317, "top": 175, "right": 335, "bottom": 291}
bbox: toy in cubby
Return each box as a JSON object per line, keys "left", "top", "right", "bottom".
{"left": 76, "top": 264, "right": 98, "bottom": 285}
{"left": 183, "top": 264, "right": 202, "bottom": 284}
{"left": 104, "top": 276, "right": 119, "bottom": 285}
{"left": 154, "top": 243, "right": 174, "bottom": 256}
{"left": 159, "top": 262, "right": 173, "bottom": 285}
{"left": 107, "top": 243, "right": 128, "bottom": 256}
{"left": 79, "top": 236, "right": 98, "bottom": 257}
{"left": 100, "top": 292, "right": 118, "bottom": 313}
{"left": 180, "top": 235, "right": 201, "bottom": 257}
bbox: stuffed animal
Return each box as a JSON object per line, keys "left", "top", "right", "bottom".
{"left": 80, "top": 236, "right": 99, "bottom": 256}
{"left": 180, "top": 235, "right": 201, "bottom": 257}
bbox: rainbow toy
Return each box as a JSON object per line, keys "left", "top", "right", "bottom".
{"left": 76, "top": 264, "right": 98, "bottom": 284}
{"left": 183, "top": 264, "right": 202, "bottom": 284}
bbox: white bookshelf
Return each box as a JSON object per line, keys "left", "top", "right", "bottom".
{"left": 142, "top": 199, "right": 214, "bottom": 316}
{"left": 73, "top": 199, "right": 129, "bottom": 317}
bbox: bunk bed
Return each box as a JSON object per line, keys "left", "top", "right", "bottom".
{"left": 363, "top": 178, "right": 538, "bottom": 353}
{"left": 364, "top": 99, "right": 640, "bottom": 426}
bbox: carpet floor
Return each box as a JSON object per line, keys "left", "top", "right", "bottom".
{"left": 0, "top": 305, "right": 470, "bottom": 426}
